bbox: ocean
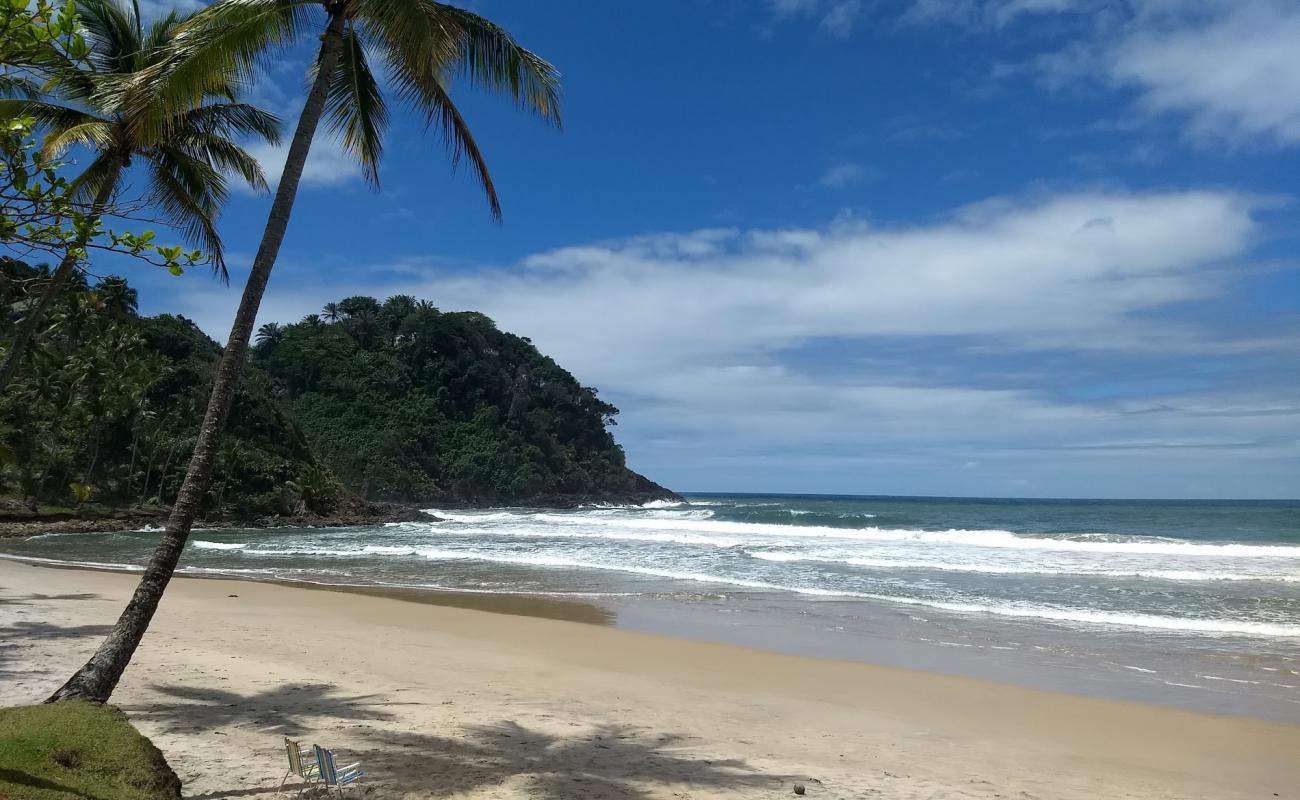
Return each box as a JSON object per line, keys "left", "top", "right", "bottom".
{"left": 4, "top": 493, "right": 1298, "bottom": 719}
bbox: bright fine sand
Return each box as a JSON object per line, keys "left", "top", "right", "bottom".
{"left": 1, "top": 560, "right": 1297, "bottom": 800}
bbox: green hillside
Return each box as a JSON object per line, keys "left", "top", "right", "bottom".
{"left": 0, "top": 260, "right": 673, "bottom": 518}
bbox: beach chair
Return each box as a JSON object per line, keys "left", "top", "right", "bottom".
{"left": 279, "top": 737, "right": 319, "bottom": 796}
{"left": 313, "top": 744, "right": 364, "bottom": 797}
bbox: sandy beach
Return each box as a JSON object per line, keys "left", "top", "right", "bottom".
{"left": 2, "top": 559, "right": 1297, "bottom": 800}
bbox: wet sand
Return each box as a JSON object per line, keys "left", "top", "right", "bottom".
{"left": 2, "top": 559, "right": 1297, "bottom": 799}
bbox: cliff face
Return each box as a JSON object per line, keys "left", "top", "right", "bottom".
{"left": 252, "top": 295, "right": 677, "bottom": 507}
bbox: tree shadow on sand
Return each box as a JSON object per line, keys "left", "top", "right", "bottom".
{"left": 124, "top": 683, "right": 401, "bottom": 736}
{"left": 360, "top": 720, "right": 794, "bottom": 800}
{"left": 0, "top": 620, "right": 114, "bottom": 682}
{"left": 0, "top": 592, "right": 104, "bottom": 606}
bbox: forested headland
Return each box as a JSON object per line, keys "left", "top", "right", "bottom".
{"left": 0, "top": 259, "right": 675, "bottom": 524}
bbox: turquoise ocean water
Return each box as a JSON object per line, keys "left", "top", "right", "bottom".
{"left": 4, "top": 494, "right": 1297, "bottom": 718}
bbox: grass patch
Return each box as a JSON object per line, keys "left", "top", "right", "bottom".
{"left": 0, "top": 701, "right": 180, "bottom": 800}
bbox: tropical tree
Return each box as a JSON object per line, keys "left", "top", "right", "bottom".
{"left": 47, "top": 0, "right": 560, "bottom": 703}
{"left": 95, "top": 275, "right": 137, "bottom": 318}
{"left": 320, "top": 301, "right": 340, "bottom": 322}
{"left": 255, "top": 321, "right": 283, "bottom": 347}
{"left": 0, "top": 0, "right": 280, "bottom": 395}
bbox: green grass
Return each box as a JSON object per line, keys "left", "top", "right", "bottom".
{"left": 0, "top": 701, "right": 180, "bottom": 800}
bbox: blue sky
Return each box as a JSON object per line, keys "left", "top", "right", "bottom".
{"left": 104, "top": 1, "right": 1300, "bottom": 498}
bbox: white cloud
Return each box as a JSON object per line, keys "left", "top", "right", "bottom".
{"left": 768, "top": 0, "right": 864, "bottom": 36}
{"left": 819, "top": 0, "right": 863, "bottom": 36}
{"left": 188, "top": 189, "right": 1270, "bottom": 370}
{"left": 237, "top": 138, "right": 361, "bottom": 193}
{"left": 226, "top": 65, "right": 366, "bottom": 193}
{"left": 916, "top": 0, "right": 1300, "bottom": 148}
{"left": 164, "top": 188, "right": 1296, "bottom": 496}
{"left": 819, "top": 162, "right": 868, "bottom": 188}
{"left": 903, "top": 0, "right": 1095, "bottom": 28}
{"left": 1107, "top": 1, "right": 1300, "bottom": 146}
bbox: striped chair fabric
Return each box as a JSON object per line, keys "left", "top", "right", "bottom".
{"left": 279, "top": 737, "right": 319, "bottom": 795}
{"left": 313, "top": 744, "right": 364, "bottom": 796}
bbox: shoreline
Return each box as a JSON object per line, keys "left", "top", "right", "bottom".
{"left": 5, "top": 550, "right": 1298, "bottom": 723}
{"left": 0, "top": 490, "right": 686, "bottom": 539}
{"left": 2, "top": 559, "right": 1298, "bottom": 799}
{"left": 0, "top": 505, "right": 431, "bottom": 540}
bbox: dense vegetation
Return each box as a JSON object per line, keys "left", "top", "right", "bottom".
{"left": 0, "top": 261, "right": 671, "bottom": 515}
{"left": 251, "top": 294, "right": 669, "bottom": 505}
{"left": 0, "top": 701, "right": 181, "bottom": 800}
{"left": 0, "top": 258, "right": 339, "bottom": 519}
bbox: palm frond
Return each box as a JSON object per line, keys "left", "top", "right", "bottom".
{"left": 178, "top": 102, "right": 281, "bottom": 144}
{"left": 129, "top": 0, "right": 318, "bottom": 119}
{"left": 142, "top": 10, "right": 184, "bottom": 67}
{"left": 43, "top": 119, "right": 118, "bottom": 158}
{"left": 75, "top": 0, "right": 143, "bottom": 76}
{"left": 426, "top": 3, "right": 562, "bottom": 127}
{"left": 146, "top": 144, "right": 230, "bottom": 280}
{"left": 0, "top": 74, "right": 42, "bottom": 99}
{"left": 385, "top": 55, "right": 500, "bottom": 220}
{"left": 67, "top": 151, "right": 124, "bottom": 208}
{"left": 325, "top": 26, "right": 387, "bottom": 187}
{"left": 171, "top": 131, "right": 269, "bottom": 192}
{"left": 0, "top": 99, "right": 110, "bottom": 157}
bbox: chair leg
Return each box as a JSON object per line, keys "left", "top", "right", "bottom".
{"left": 279, "top": 769, "right": 292, "bottom": 793}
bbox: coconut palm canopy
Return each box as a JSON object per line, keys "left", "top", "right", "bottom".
{"left": 0, "top": 0, "right": 282, "bottom": 278}
{"left": 141, "top": 0, "right": 561, "bottom": 218}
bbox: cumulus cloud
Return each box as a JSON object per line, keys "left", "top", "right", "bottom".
{"left": 238, "top": 138, "right": 361, "bottom": 192}
{"left": 905, "top": 1, "right": 1300, "bottom": 148}
{"left": 160, "top": 187, "right": 1298, "bottom": 495}
{"left": 1106, "top": 1, "right": 1300, "bottom": 146}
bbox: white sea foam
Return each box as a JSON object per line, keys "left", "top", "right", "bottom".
{"left": 193, "top": 541, "right": 248, "bottom": 551}
{"left": 508, "top": 514, "right": 1300, "bottom": 558}
{"left": 644, "top": 509, "right": 716, "bottom": 520}
{"left": 743, "top": 551, "right": 1298, "bottom": 582}
{"left": 640, "top": 499, "right": 686, "bottom": 509}
{"left": 0, "top": 553, "right": 144, "bottom": 571}
{"left": 449, "top": 525, "right": 744, "bottom": 548}
{"left": 377, "top": 548, "right": 1300, "bottom": 637}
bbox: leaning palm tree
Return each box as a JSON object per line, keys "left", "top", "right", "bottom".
{"left": 47, "top": 0, "right": 559, "bottom": 703}
{"left": 0, "top": 0, "right": 280, "bottom": 395}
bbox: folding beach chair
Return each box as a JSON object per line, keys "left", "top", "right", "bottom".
{"left": 313, "top": 744, "right": 364, "bottom": 797}
{"left": 278, "top": 737, "right": 319, "bottom": 796}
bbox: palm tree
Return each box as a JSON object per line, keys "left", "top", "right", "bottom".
{"left": 320, "top": 301, "right": 341, "bottom": 323}
{"left": 0, "top": 0, "right": 280, "bottom": 395}
{"left": 47, "top": 0, "right": 559, "bottom": 703}
{"left": 254, "top": 321, "right": 283, "bottom": 346}
{"left": 94, "top": 276, "right": 137, "bottom": 318}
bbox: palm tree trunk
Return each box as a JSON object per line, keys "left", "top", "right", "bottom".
{"left": 47, "top": 9, "right": 350, "bottom": 704}
{"left": 0, "top": 163, "right": 124, "bottom": 394}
